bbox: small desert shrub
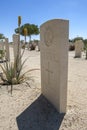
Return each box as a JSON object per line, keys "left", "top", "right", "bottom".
{"left": 69, "top": 45, "right": 75, "bottom": 51}
{"left": 29, "top": 44, "right": 36, "bottom": 50}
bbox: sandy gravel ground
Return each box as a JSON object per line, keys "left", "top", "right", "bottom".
{"left": 0, "top": 47, "right": 87, "bottom": 130}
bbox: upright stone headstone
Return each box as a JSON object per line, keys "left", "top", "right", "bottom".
{"left": 0, "top": 41, "right": 4, "bottom": 50}
{"left": 13, "top": 34, "right": 21, "bottom": 68}
{"left": 0, "top": 41, "right": 5, "bottom": 60}
{"left": 36, "top": 41, "right": 40, "bottom": 51}
{"left": 40, "top": 19, "right": 69, "bottom": 113}
{"left": 38, "top": 41, "right": 40, "bottom": 51}
{"left": 5, "top": 38, "right": 10, "bottom": 61}
{"left": 74, "top": 40, "right": 84, "bottom": 58}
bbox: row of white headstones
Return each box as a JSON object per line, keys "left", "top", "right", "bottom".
{"left": 0, "top": 34, "right": 41, "bottom": 62}
{"left": 0, "top": 19, "right": 84, "bottom": 113}
{"left": 0, "top": 34, "right": 21, "bottom": 62}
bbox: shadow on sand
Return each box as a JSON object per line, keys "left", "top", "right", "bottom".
{"left": 16, "top": 94, "right": 65, "bottom": 130}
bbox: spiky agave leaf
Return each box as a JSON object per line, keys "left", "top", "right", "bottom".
{"left": 18, "top": 68, "right": 40, "bottom": 84}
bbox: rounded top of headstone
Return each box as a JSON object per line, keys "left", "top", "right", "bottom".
{"left": 40, "top": 19, "right": 69, "bottom": 48}
{"left": 40, "top": 19, "right": 69, "bottom": 28}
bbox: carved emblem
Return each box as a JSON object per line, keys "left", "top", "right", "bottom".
{"left": 44, "top": 26, "right": 53, "bottom": 47}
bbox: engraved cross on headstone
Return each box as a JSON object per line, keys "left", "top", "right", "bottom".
{"left": 45, "top": 62, "right": 53, "bottom": 84}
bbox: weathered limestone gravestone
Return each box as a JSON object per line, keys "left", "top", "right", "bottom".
{"left": 0, "top": 39, "right": 10, "bottom": 61}
{"left": 40, "top": 19, "right": 69, "bottom": 113}
{"left": 37, "top": 41, "right": 40, "bottom": 51}
{"left": 0, "top": 41, "right": 4, "bottom": 50}
{"left": 5, "top": 38, "right": 10, "bottom": 61}
{"left": 36, "top": 41, "right": 40, "bottom": 51}
{"left": 74, "top": 40, "right": 84, "bottom": 58}
{"left": 0, "top": 41, "right": 5, "bottom": 60}
{"left": 13, "top": 34, "right": 21, "bottom": 68}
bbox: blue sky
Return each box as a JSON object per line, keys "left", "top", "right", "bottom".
{"left": 0, "top": 0, "right": 87, "bottom": 42}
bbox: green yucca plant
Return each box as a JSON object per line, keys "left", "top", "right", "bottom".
{"left": 0, "top": 16, "right": 39, "bottom": 94}
{"left": 0, "top": 50, "right": 39, "bottom": 94}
